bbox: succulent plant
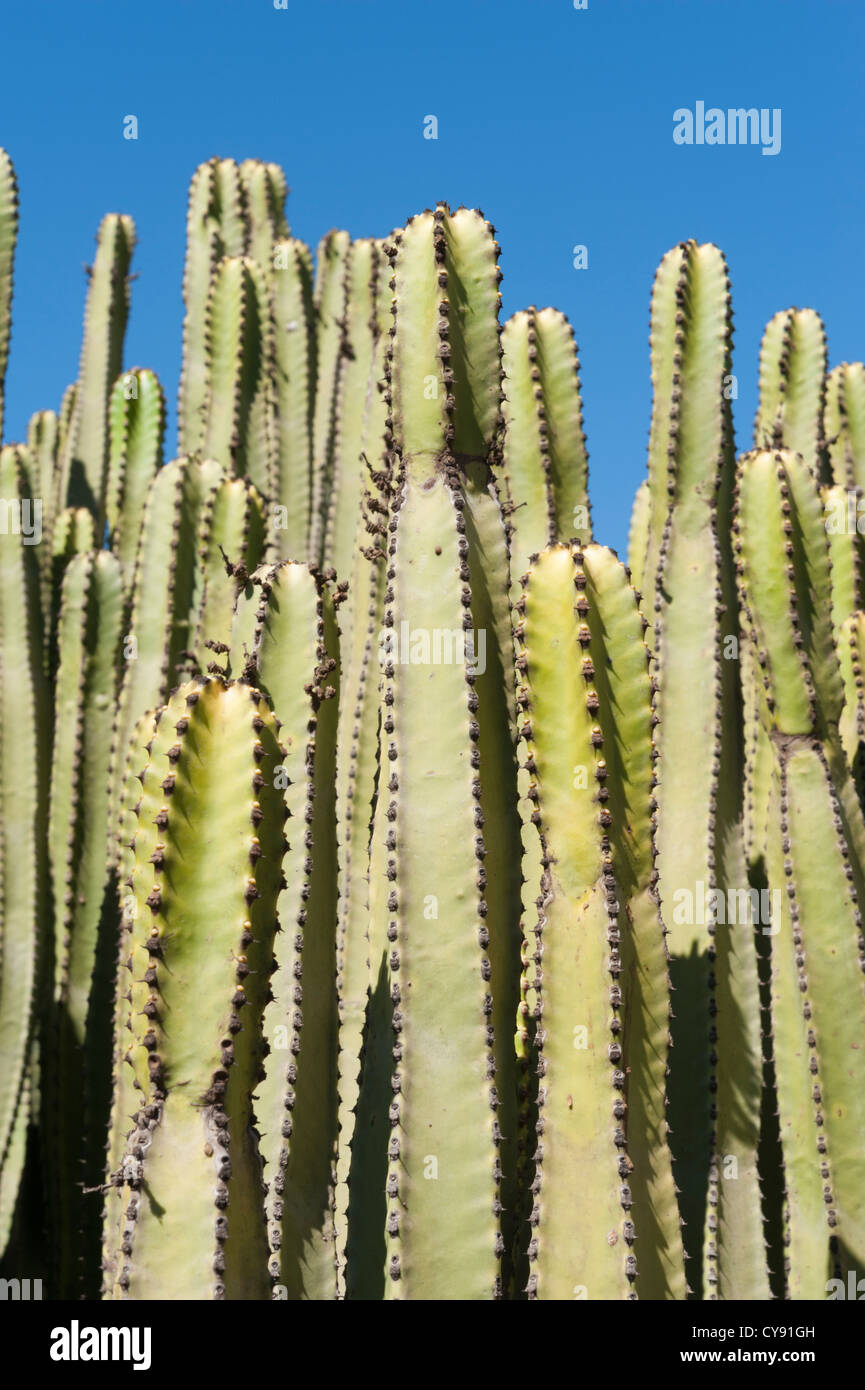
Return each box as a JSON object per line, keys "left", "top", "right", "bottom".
{"left": 0, "top": 145, "right": 862, "bottom": 1304}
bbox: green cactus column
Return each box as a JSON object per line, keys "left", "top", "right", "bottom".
{"left": 322, "top": 239, "right": 390, "bottom": 582}
{"left": 0, "top": 148, "right": 18, "bottom": 444}
{"left": 271, "top": 238, "right": 316, "bottom": 560}
{"left": 500, "top": 306, "right": 592, "bottom": 593}
{"left": 60, "top": 215, "right": 136, "bottom": 524}
{"left": 637, "top": 241, "right": 768, "bottom": 1298}
{"left": 45, "top": 550, "right": 124, "bottom": 1296}
{"left": 230, "top": 560, "right": 340, "bottom": 1299}
{"left": 348, "top": 206, "right": 521, "bottom": 1301}
{"left": 309, "top": 230, "right": 351, "bottom": 563}
{"left": 109, "top": 457, "right": 269, "bottom": 850}
{"left": 105, "top": 368, "right": 165, "bottom": 583}
{"left": 735, "top": 447, "right": 865, "bottom": 1297}
{"left": 825, "top": 363, "right": 865, "bottom": 490}
{"left": 0, "top": 445, "right": 50, "bottom": 1252}
{"left": 102, "top": 677, "right": 288, "bottom": 1300}
{"left": 838, "top": 611, "right": 865, "bottom": 805}
{"left": 754, "top": 308, "right": 827, "bottom": 478}
{"left": 515, "top": 540, "right": 684, "bottom": 1299}
{"left": 201, "top": 256, "right": 275, "bottom": 492}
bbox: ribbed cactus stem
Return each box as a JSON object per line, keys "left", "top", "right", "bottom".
{"left": 46, "top": 550, "right": 124, "bottom": 1296}
{"left": 735, "top": 447, "right": 865, "bottom": 1294}
{"left": 838, "top": 611, "right": 865, "bottom": 806}
{"left": 0, "top": 444, "right": 49, "bottom": 1249}
{"left": 107, "top": 456, "right": 225, "bottom": 859}
{"left": 61, "top": 215, "right": 135, "bottom": 523}
{"left": 0, "top": 149, "right": 18, "bottom": 443}
{"left": 201, "top": 256, "right": 275, "bottom": 492}
{"left": 350, "top": 207, "right": 521, "bottom": 1300}
{"left": 825, "top": 363, "right": 865, "bottom": 490}
{"left": 323, "top": 239, "right": 389, "bottom": 581}
{"left": 500, "top": 306, "right": 591, "bottom": 597}
{"left": 230, "top": 560, "right": 340, "bottom": 1299}
{"left": 105, "top": 368, "right": 165, "bottom": 582}
{"left": 102, "top": 678, "right": 288, "bottom": 1299}
{"left": 640, "top": 241, "right": 767, "bottom": 1298}
{"left": 754, "top": 308, "right": 827, "bottom": 478}
{"left": 515, "top": 541, "right": 684, "bottom": 1299}
{"left": 309, "top": 230, "right": 351, "bottom": 562}
{"left": 270, "top": 238, "right": 316, "bottom": 559}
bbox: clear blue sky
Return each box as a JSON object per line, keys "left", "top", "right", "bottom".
{"left": 1, "top": 0, "right": 862, "bottom": 556}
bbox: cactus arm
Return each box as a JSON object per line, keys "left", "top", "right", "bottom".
{"left": 0, "top": 149, "right": 18, "bottom": 443}
{"left": 193, "top": 477, "right": 267, "bottom": 668}
{"left": 500, "top": 308, "right": 591, "bottom": 591}
{"left": 100, "top": 705, "right": 159, "bottom": 1287}
{"left": 376, "top": 474, "right": 502, "bottom": 1298}
{"left": 309, "top": 230, "right": 351, "bottom": 561}
{"left": 54, "top": 383, "right": 77, "bottom": 515}
{"left": 736, "top": 450, "right": 843, "bottom": 737}
{"left": 230, "top": 563, "right": 341, "bottom": 1299}
{"left": 45, "top": 550, "right": 124, "bottom": 1295}
{"left": 641, "top": 241, "right": 763, "bottom": 1298}
{"left": 201, "top": 257, "right": 274, "bottom": 488}
{"left": 27, "top": 410, "right": 58, "bottom": 541}
{"left": 239, "top": 159, "right": 289, "bottom": 271}
{"left": 27, "top": 411, "right": 60, "bottom": 637}
{"left": 178, "top": 160, "right": 223, "bottom": 454}
{"left": 271, "top": 239, "right": 316, "bottom": 559}
{"left": 62, "top": 215, "right": 136, "bottom": 524}
{"left": 0, "top": 447, "right": 49, "bottom": 1201}
{"left": 838, "top": 612, "right": 865, "bottom": 804}
{"left": 356, "top": 208, "right": 514, "bottom": 1300}
{"left": 104, "top": 679, "right": 286, "bottom": 1300}
{"left": 627, "top": 479, "right": 650, "bottom": 597}
{"left": 825, "top": 363, "right": 865, "bottom": 490}
{"left": 754, "top": 309, "right": 828, "bottom": 478}
{"left": 107, "top": 457, "right": 225, "bottom": 859}
{"left": 332, "top": 456, "right": 389, "bottom": 1288}
{"left": 736, "top": 446, "right": 865, "bottom": 1293}
{"left": 767, "top": 744, "right": 865, "bottom": 1293}
{"left": 824, "top": 484, "right": 865, "bottom": 638}
{"left": 580, "top": 542, "right": 686, "bottom": 1298}
{"left": 516, "top": 545, "right": 632, "bottom": 1299}
{"left": 105, "top": 368, "right": 165, "bottom": 582}
{"left": 323, "top": 239, "right": 388, "bottom": 579}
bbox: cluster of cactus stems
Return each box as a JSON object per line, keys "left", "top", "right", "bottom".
{"left": 0, "top": 143, "right": 864, "bottom": 1302}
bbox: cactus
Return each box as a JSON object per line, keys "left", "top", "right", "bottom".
{"left": 3, "top": 144, "right": 865, "bottom": 1303}
{"left": 838, "top": 612, "right": 865, "bottom": 805}
{"left": 347, "top": 206, "right": 522, "bottom": 1300}
{"left": 500, "top": 306, "right": 592, "bottom": 594}
{"left": 102, "top": 677, "right": 288, "bottom": 1299}
{"left": 230, "top": 560, "right": 341, "bottom": 1298}
{"left": 107, "top": 457, "right": 267, "bottom": 856}
{"left": 323, "top": 239, "right": 390, "bottom": 582}
{"left": 0, "top": 444, "right": 50, "bottom": 1253}
{"left": 825, "top": 363, "right": 865, "bottom": 490}
{"left": 177, "top": 157, "right": 288, "bottom": 455}
{"left": 105, "top": 368, "right": 165, "bottom": 581}
{"left": 309, "top": 230, "right": 351, "bottom": 563}
{"left": 754, "top": 308, "right": 827, "bottom": 478}
{"left": 633, "top": 241, "right": 769, "bottom": 1299}
{"left": 270, "top": 238, "right": 316, "bottom": 559}
{"left": 735, "top": 447, "right": 865, "bottom": 1296}
{"left": 59, "top": 215, "right": 136, "bottom": 524}
{"left": 0, "top": 148, "right": 17, "bottom": 443}
{"left": 45, "top": 550, "right": 124, "bottom": 1295}
{"left": 515, "top": 540, "right": 684, "bottom": 1298}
